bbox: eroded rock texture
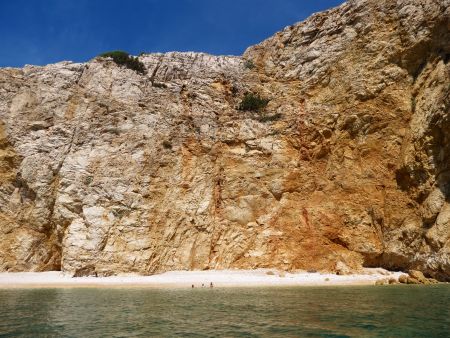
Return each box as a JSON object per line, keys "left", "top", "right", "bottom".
{"left": 0, "top": 0, "right": 449, "bottom": 279}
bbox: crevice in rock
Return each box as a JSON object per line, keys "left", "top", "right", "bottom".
{"left": 149, "top": 55, "right": 163, "bottom": 85}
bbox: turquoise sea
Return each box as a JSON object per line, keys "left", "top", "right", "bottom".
{"left": 0, "top": 285, "right": 449, "bottom": 337}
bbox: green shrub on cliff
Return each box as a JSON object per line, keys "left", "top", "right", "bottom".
{"left": 238, "top": 93, "right": 269, "bottom": 112}
{"left": 98, "top": 50, "right": 146, "bottom": 75}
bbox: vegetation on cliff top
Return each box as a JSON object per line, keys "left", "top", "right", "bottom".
{"left": 98, "top": 50, "right": 146, "bottom": 75}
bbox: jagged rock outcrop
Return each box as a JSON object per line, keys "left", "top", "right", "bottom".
{"left": 0, "top": 0, "right": 449, "bottom": 279}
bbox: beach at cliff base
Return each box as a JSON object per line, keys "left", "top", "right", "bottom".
{"left": 0, "top": 268, "right": 404, "bottom": 289}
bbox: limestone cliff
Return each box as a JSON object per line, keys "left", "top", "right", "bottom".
{"left": 0, "top": 0, "right": 449, "bottom": 279}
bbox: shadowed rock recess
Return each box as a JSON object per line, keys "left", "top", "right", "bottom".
{"left": 0, "top": 0, "right": 449, "bottom": 279}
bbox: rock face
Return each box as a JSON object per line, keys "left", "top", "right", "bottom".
{"left": 0, "top": 0, "right": 449, "bottom": 279}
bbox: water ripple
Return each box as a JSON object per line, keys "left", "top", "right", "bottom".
{"left": 0, "top": 285, "right": 449, "bottom": 337}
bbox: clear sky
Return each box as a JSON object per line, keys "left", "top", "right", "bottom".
{"left": 0, "top": 0, "right": 344, "bottom": 67}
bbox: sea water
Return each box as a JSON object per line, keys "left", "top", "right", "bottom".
{"left": 0, "top": 285, "right": 449, "bottom": 337}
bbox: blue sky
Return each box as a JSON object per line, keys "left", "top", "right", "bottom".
{"left": 0, "top": 0, "right": 344, "bottom": 67}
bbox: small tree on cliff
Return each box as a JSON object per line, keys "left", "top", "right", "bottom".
{"left": 238, "top": 93, "right": 270, "bottom": 112}
{"left": 98, "top": 50, "right": 146, "bottom": 75}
